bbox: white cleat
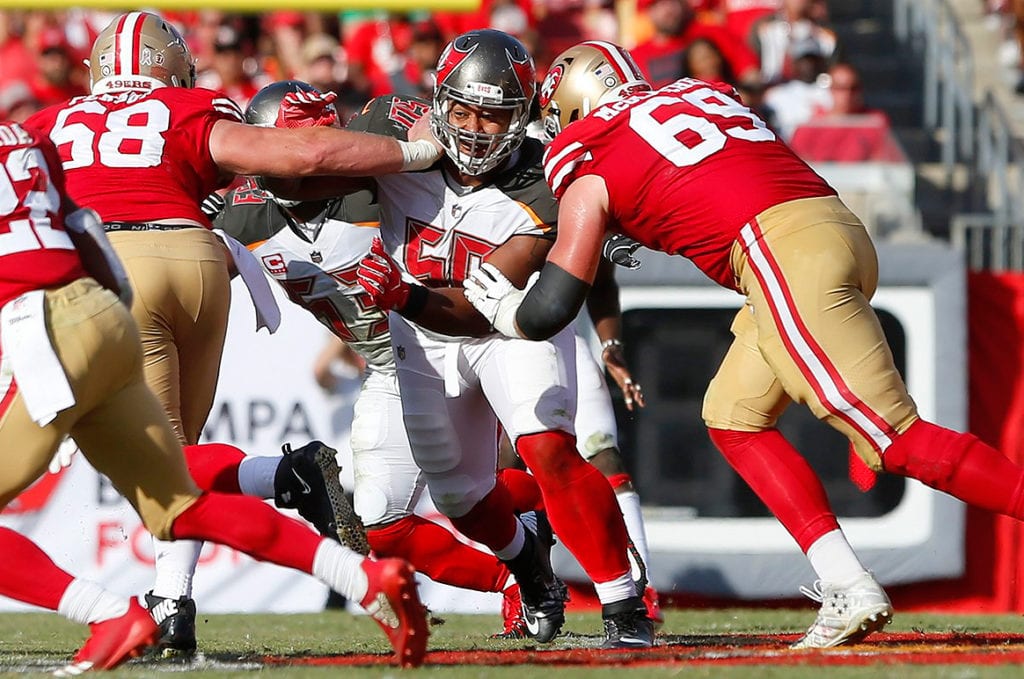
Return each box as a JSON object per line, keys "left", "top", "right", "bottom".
{"left": 790, "top": 572, "right": 893, "bottom": 649}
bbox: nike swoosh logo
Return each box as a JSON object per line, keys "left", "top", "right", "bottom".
{"left": 523, "top": 606, "right": 540, "bottom": 636}
{"left": 291, "top": 468, "right": 312, "bottom": 494}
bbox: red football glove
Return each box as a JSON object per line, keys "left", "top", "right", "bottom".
{"left": 357, "top": 237, "right": 411, "bottom": 311}
{"left": 275, "top": 90, "right": 339, "bottom": 129}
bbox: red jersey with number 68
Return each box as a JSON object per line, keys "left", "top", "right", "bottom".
{"left": 24, "top": 87, "right": 243, "bottom": 227}
{"left": 542, "top": 78, "right": 835, "bottom": 290}
{"left": 0, "top": 123, "right": 85, "bottom": 308}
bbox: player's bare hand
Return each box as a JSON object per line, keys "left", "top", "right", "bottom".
{"left": 276, "top": 90, "right": 339, "bottom": 128}
{"left": 408, "top": 112, "right": 442, "bottom": 151}
{"left": 603, "top": 344, "right": 645, "bottom": 410}
{"left": 357, "top": 237, "right": 411, "bottom": 311}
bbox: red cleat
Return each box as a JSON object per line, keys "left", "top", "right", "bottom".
{"left": 643, "top": 585, "right": 665, "bottom": 629}
{"left": 54, "top": 599, "right": 159, "bottom": 676}
{"left": 359, "top": 558, "right": 428, "bottom": 668}
{"left": 490, "top": 584, "right": 529, "bottom": 639}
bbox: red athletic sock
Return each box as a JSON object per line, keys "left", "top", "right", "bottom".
{"left": 183, "top": 442, "right": 246, "bottom": 493}
{"left": 0, "top": 528, "right": 73, "bottom": 610}
{"left": 516, "top": 431, "right": 632, "bottom": 583}
{"left": 448, "top": 483, "right": 520, "bottom": 553}
{"left": 368, "top": 515, "right": 509, "bottom": 593}
{"left": 171, "top": 493, "right": 323, "bottom": 572}
{"left": 606, "top": 472, "right": 633, "bottom": 492}
{"left": 708, "top": 428, "right": 840, "bottom": 552}
{"left": 883, "top": 419, "right": 1024, "bottom": 518}
{"left": 496, "top": 468, "right": 544, "bottom": 513}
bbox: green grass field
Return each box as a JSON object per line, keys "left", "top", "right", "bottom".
{"left": 4, "top": 607, "right": 1024, "bottom": 678}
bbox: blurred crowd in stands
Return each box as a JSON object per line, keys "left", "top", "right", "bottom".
{"left": 0, "top": 0, "right": 896, "bottom": 161}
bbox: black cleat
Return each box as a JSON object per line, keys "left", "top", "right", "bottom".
{"left": 601, "top": 596, "right": 655, "bottom": 649}
{"left": 503, "top": 512, "right": 568, "bottom": 643}
{"left": 274, "top": 441, "right": 370, "bottom": 554}
{"left": 144, "top": 591, "right": 197, "bottom": 659}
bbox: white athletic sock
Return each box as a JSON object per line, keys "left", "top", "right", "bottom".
{"left": 593, "top": 572, "right": 639, "bottom": 605}
{"left": 616, "top": 489, "right": 653, "bottom": 583}
{"left": 237, "top": 455, "right": 281, "bottom": 499}
{"left": 493, "top": 519, "right": 526, "bottom": 561}
{"left": 151, "top": 537, "right": 203, "bottom": 599}
{"left": 312, "top": 540, "right": 368, "bottom": 603}
{"left": 58, "top": 579, "right": 129, "bottom": 625}
{"left": 806, "top": 529, "right": 868, "bottom": 584}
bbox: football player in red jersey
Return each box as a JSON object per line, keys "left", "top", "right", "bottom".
{"left": 23, "top": 11, "right": 440, "bottom": 656}
{"left": 454, "top": 38, "right": 1024, "bottom": 649}
{"left": 0, "top": 122, "right": 428, "bottom": 672}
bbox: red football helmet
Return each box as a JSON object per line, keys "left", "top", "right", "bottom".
{"left": 431, "top": 29, "right": 536, "bottom": 176}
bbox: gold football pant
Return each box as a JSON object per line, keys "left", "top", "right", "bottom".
{"left": 702, "top": 195, "right": 919, "bottom": 470}
{"left": 109, "top": 228, "right": 230, "bottom": 445}
{"left": 0, "top": 278, "right": 199, "bottom": 539}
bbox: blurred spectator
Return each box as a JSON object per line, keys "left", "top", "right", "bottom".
{"left": 631, "top": 0, "right": 760, "bottom": 90}
{"left": 696, "top": 0, "right": 780, "bottom": 44}
{"left": 533, "top": 0, "right": 618, "bottom": 75}
{"left": 751, "top": 0, "right": 837, "bottom": 85}
{"left": 301, "top": 33, "right": 371, "bottom": 122}
{"left": 196, "top": 21, "right": 269, "bottom": 109}
{"left": 1011, "top": 0, "right": 1024, "bottom": 93}
{"left": 682, "top": 36, "right": 735, "bottom": 85}
{"left": 29, "top": 27, "right": 87, "bottom": 107}
{"left": 761, "top": 37, "right": 830, "bottom": 140}
{"left": 788, "top": 61, "right": 901, "bottom": 162}
{"left": 0, "top": 11, "right": 36, "bottom": 90}
{"left": 263, "top": 12, "right": 307, "bottom": 81}
{"left": 345, "top": 13, "right": 414, "bottom": 98}
{"left": 394, "top": 20, "right": 444, "bottom": 98}
{"left": 0, "top": 80, "right": 41, "bottom": 122}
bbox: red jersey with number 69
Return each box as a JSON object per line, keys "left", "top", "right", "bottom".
{"left": 542, "top": 78, "right": 835, "bottom": 289}
{"left": 0, "top": 123, "right": 85, "bottom": 308}
{"left": 24, "top": 87, "right": 243, "bottom": 227}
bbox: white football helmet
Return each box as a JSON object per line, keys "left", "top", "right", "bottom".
{"left": 432, "top": 29, "right": 535, "bottom": 176}
{"left": 89, "top": 11, "right": 195, "bottom": 94}
{"left": 537, "top": 41, "right": 651, "bottom": 142}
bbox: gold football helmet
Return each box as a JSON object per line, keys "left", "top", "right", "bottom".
{"left": 537, "top": 41, "right": 650, "bottom": 142}
{"left": 89, "top": 11, "right": 196, "bottom": 94}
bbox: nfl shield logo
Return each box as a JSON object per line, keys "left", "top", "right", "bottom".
{"left": 311, "top": 251, "right": 323, "bottom": 263}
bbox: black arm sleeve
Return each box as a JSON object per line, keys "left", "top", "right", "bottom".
{"left": 515, "top": 262, "right": 591, "bottom": 341}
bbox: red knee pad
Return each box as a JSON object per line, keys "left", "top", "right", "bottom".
{"left": 184, "top": 443, "right": 246, "bottom": 493}
{"left": 881, "top": 420, "right": 974, "bottom": 488}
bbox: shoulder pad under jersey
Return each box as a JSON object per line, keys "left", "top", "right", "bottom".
{"left": 491, "top": 137, "right": 558, "bottom": 231}
{"left": 346, "top": 94, "right": 431, "bottom": 141}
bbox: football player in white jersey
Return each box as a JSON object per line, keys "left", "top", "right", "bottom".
{"left": 148, "top": 81, "right": 528, "bottom": 641}
{"left": 349, "top": 30, "right": 654, "bottom": 647}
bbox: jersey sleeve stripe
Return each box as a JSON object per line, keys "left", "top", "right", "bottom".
{"left": 213, "top": 98, "right": 245, "bottom": 121}
{"left": 544, "top": 142, "right": 590, "bottom": 196}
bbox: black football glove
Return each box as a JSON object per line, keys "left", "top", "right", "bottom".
{"left": 602, "top": 233, "right": 643, "bottom": 270}
{"left": 200, "top": 192, "right": 226, "bottom": 220}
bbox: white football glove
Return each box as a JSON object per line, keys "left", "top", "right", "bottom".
{"left": 48, "top": 436, "right": 79, "bottom": 474}
{"left": 463, "top": 263, "right": 533, "bottom": 338}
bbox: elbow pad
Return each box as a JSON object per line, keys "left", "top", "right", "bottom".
{"left": 515, "top": 262, "right": 590, "bottom": 340}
